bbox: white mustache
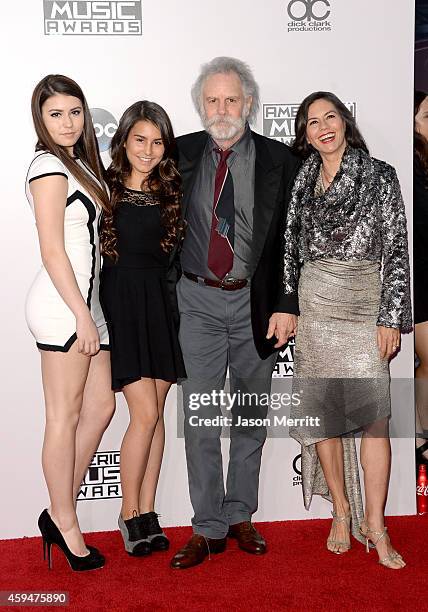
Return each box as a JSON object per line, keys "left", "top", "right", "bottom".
{"left": 205, "top": 115, "right": 242, "bottom": 129}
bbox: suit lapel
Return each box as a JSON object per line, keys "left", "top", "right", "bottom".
{"left": 251, "top": 131, "right": 283, "bottom": 271}
{"left": 168, "top": 131, "right": 208, "bottom": 265}
{"left": 178, "top": 131, "right": 208, "bottom": 219}
{"left": 173, "top": 130, "right": 283, "bottom": 271}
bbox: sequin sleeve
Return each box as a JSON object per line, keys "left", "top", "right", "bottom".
{"left": 282, "top": 176, "right": 302, "bottom": 313}
{"left": 377, "top": 164, "right": 412, "bottom": 330}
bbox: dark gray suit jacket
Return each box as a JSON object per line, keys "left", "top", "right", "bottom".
{"left": 168, "top": 129, "right": 300, "bottom": 359}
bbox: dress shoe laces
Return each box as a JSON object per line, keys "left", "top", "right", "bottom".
{"left": 241, "top": 522, "right": 255, "bottom": 532}
{"left": 236, "top": 522, "right": 256, "bottom": 539}
{"left": 140, "top": 512, "right": 162, "bottom": 535}
{"left": 124, "top": 511, "right": 147, "bottom": 541}
{"left": 185, "top": 534, "right": 211, "bottom": 559}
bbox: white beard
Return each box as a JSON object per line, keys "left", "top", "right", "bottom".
{"left": 202, "top": 113, "right": 246, "bottom": 142}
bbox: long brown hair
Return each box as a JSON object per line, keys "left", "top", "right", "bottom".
{"left": 31, "top": 74, "right": 109, "bottom": 212}
{"left": 415, "top": 90, "right": 428, "bottom": 176}
{"left": 101, "top": 101, "right": 184, "bottom": 260}
{"left": 292, "top": 91, "right": 369, "bottom": 159}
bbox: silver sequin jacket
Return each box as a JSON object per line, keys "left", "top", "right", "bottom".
{"left": 282, "top": 147, "right": 412, "bottom": 330}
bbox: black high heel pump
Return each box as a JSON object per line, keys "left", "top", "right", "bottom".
{"left": 38, "top": 509, "right": 105, "bottom": 571}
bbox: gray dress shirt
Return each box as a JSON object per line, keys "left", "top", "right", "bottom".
{"left": 180, "top": 124, "right": 256, "bottom": 280}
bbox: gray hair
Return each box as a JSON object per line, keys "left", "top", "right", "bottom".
{"left": 191, "top": 56, "right": 260, "bottom": 125}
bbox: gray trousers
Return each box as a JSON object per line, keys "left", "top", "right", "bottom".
{"left": 177, "top": 276, "right": 277, "bottom": 538}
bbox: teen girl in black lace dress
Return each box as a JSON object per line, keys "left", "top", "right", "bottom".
{"left": 100, "top": 101, "right": 185, "bottom": 556}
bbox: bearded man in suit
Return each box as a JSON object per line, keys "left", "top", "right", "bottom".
{"left": 170, "top": 57, "right": 299, "bottom": 569}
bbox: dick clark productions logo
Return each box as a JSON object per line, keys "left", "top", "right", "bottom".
{"left": 292, "top": 453, "right": 302, "bottom": 486}
{"left": 287, "top": 0, "right": 332, "bottom": 32}
{"left": 43, "top": 1, "right": 142, "bottom": 35}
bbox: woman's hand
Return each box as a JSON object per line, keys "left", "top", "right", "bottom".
{"left": 76, "top": 311, "right": 100, "bottom": 356}
{"left": 377, "top": 325, "right": 400, "bottom": 360}
{"left": 266, "top": 313, "right": 298, "bottom": 349}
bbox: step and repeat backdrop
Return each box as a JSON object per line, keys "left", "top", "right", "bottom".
{"left": 0, "top": 0, "right": 415, "bottom": 538}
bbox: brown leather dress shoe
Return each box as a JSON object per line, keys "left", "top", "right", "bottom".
{"left": 228, "top": 521, "right": 266, "bottom": 554}
{"left": 170, "top": 534, "right": 227, "bottom": 569}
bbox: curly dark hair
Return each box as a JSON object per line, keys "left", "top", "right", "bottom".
{"left": 292, "top": 91, "right": 369, "bottom": 159}
{"left": 100, "top": 101, "right": 184, "bottom": 260}
{"left": 415, "top": 90, "right": 428, "bottom": 176}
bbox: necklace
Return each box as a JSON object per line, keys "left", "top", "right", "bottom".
{"left": 322, "top": 165, "right": 335, "bottom": 182}
{"left": 321, "top": 165, "right": 337, "bottom": 191}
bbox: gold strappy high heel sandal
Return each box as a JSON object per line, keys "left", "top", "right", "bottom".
{"left": 359, "top": 521, "right": 406, "bottom": 569}
{"left": 327, "top": 511, "right": 351, "bottom": 554}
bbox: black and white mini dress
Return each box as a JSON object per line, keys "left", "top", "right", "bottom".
{"left": 25, "top": 151, "right": 109, "bottom": 351}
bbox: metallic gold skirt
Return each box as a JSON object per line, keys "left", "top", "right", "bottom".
{"left": 290, "top": 259, "right": 391, "bottom": 542}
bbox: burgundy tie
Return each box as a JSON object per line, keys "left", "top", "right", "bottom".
{"left": 208, "top": 148, "right": 234, "bottom": 279}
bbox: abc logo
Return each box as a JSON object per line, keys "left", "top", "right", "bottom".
{"left": 287, "top": 0, "right": 331, "bottom": 21}
{"left": 292, "top": 454, "right": 302, "bottom": 475}
{"left": 90, "top": 108, "right": 118, "bottom": 152}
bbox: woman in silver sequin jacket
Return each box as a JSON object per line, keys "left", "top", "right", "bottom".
{"left": 281, "top": 91, "right": 411, "bottom": 569}
{"left": 283, "top": 144, "right": 412, "bottom": 331}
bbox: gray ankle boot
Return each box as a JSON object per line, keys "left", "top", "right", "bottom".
{"left": 118, "top": 514, "right": 151, "bottom": 556}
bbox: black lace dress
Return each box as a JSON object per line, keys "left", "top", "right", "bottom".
{"left": 100, "top": 187, "right": 186, "bottom": 390}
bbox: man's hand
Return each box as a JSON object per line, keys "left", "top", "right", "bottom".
{"left": 266, "top": 313, "right": 298, "bottom": 349}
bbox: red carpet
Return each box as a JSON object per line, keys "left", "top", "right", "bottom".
{"left": 0, "top": 516, "right": 426, "bottom": 611}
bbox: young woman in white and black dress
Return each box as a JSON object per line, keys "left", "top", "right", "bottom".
{"left": 99, "top": 101, "right": 186, "bottom": 556}
{"left": 281, "top": 92, "right": 411, "bottom": 569}
{"left": 26, "top": 75, "right": 115, "bottom": 571}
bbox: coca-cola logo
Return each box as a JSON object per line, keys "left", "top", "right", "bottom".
{"left": 417, "top": 484, "right": 428, "bottom": 496}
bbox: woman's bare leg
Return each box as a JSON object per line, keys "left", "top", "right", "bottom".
{"left": 72, "top": 350, "right": 116, "bottom": 503}
{"left": 360, "top": 418, "right": 405, "bottom": 568}
{"left": 41, "top": 342, "right": 90, "bottom": 556}
{"left": 139, "top": 380, "right": 171, "bottom": 513}
{"left": 315, "top": 437, "right": 350, "bottom": 553}
{"left": 120, "top": 378, "right": 159, "bottom": 519}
